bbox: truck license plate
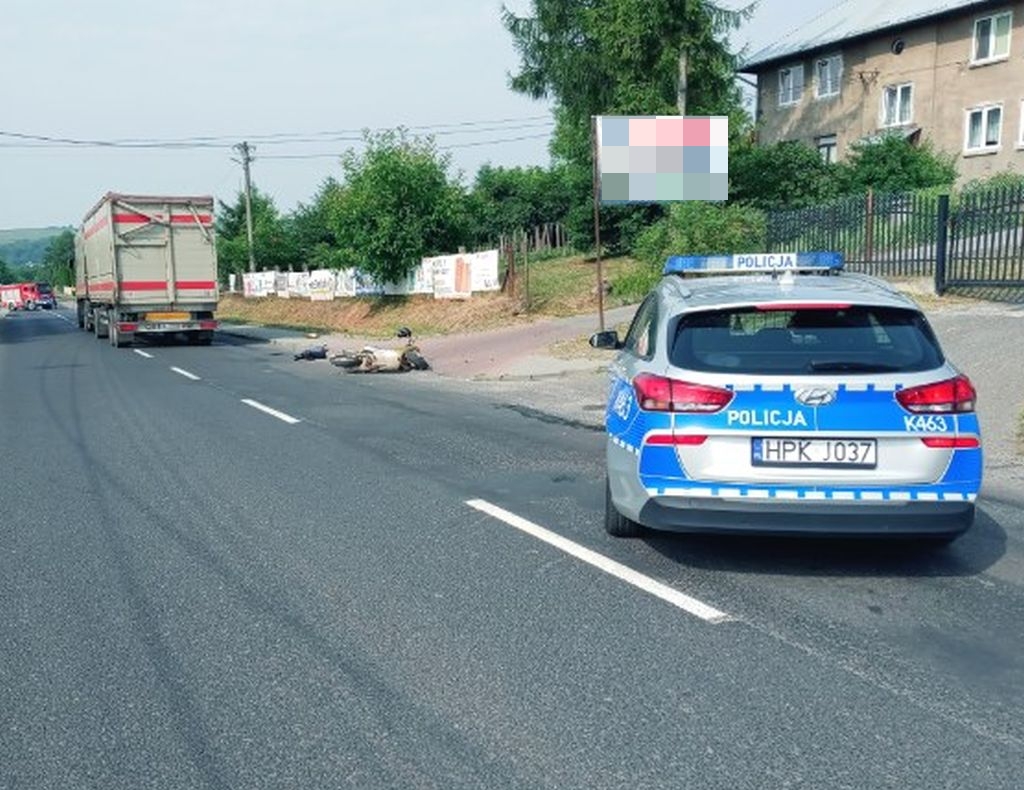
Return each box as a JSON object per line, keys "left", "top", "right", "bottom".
{"left": 752, "top": 438, "right": 877, "bottom": 468}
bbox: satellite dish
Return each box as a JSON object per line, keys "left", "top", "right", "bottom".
{"left": 891, "top": 38, "right": 905, "bottom": 55}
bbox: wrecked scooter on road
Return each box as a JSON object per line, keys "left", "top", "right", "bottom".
{"left": 329, "top": 327, "right": 430, "bottom": 373}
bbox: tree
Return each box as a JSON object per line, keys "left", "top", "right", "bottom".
{"left": 0, "top": 258, "right": 13, "bottom": 284}
{"left": 38, "top": 229, "right": 76, "bottom": 287}
{"left": 215, "top": 187, "right": 300, "bottom": 278}
{"left": 729, "top": 140, "right": 840, "bottom": 209}
{"left": 502, "top": 0, "right": 753, "bottom": 250}
{"left": 327, "top": 129, "right": 468, "bottom": 284}
{"left": 291, "top": 177, "right": 348, "bottom": 270}
{"left": 838, "top": 134, "right": 957, "bottom": 193}
{"left": 466, "top": 164, "right": 574, "bottom": 246}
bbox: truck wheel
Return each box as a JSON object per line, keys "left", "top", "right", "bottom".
{"left": 76, "top": 303, "right": 85, "bottom": 328}
{"left": 94, "top": 309, "right": 109, "bottom": 339}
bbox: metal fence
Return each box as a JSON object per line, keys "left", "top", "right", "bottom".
{"left": 942, "top": 183, "right": 1024, "bottom": 290}
{"left": 765, "top": 185, "right": 1024, "bottom": 292}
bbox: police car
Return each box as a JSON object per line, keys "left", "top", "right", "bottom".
{"left": 589, "top": 252, "right": 982, "bottom": 543}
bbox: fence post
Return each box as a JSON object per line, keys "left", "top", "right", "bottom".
{"left": 864, "top": 188, "right": 874, "bottom": 262}
{"left": 934, "top": 194, "right": 950, "bottom": 295}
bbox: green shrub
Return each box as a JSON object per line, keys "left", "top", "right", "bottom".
{"left": 633, "top": 201, "right": 768, "bottom": 267}
{"left": 839, "top": 133, "right": 957, "bottom": 193}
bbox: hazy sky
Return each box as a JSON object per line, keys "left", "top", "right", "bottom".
{"left": 0, "top": 0, "right": 835, "bottom": 229}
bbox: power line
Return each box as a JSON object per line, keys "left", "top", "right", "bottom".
{"left": 0, "top": 115, "right": 554, "bottom": 150}
{"left": 257, "top": 131, "right": 554, "bottom": 161}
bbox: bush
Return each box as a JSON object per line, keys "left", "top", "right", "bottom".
{"left": 729, "top": 139, "right": 840, "bottom": 209}
{"left": 839, "top": 133, "right": 957, "bottom": 193}
{"left": 633, "top": 201, "right": 768, "bottom": 268}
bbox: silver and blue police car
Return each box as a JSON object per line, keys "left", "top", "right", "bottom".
{"left": 590, "top": 252, "right": 982, "bottom": 543}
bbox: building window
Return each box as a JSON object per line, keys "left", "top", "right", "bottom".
{"left": 815, "top": 55, "right": 842, "bottom": 98}
{"left": 882, "top": 83, "right": 913, "bottom": 126}
{"left": 972, "top": 11, "right": 1012, "bottom": 63}
{"left": 965, "top": 105, "right": 1002, "bottom": 151}
{"left": 778, "top": 63, "right": 804, "bottom": 107}
{"left": 816, "top": 134, "right": 838, "bottom": 163}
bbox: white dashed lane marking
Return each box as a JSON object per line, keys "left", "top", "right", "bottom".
{"left": 171, "top": 367, "right": 201, "bottom": 381}
{"left": 241, "top": 399, "right": 301, "bottom": 425}
{"left": 466, "top": 499, "right": 732, "bottom": 624}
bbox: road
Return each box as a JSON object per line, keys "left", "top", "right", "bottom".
{"left": 2, "top": 305, "right": 1023, "bottom": 789}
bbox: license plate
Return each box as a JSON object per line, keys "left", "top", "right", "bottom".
{"left": 752, "top": 437, "right": 877, "bottom": 468}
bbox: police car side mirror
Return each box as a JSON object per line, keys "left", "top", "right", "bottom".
{"left": 589, "top": 330, "right": 622, "bottom": 350}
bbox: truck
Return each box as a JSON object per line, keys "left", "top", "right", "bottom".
{"left": 75, "top": 193, "right": 220, "bottom": 347}
{"left": 2, "top": 282, "right": 42, "bottom": 310}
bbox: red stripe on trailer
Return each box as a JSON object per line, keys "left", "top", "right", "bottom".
{"left": 113, "top": 213, "right": 213, "bottom": 225}
{"left": 83, "top": 215, "right": 110, "bottom": 240}
{"left": 176, "top": 281, "right": 216, "bottom": 289}
{"left": 119, "top": 281, "right": 168, "bottom": 291}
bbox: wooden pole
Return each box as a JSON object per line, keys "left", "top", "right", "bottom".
{"left": 592, "top": 115, "right": 605, "bottom": 332}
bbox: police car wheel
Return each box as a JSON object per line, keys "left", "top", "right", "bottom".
{"left": 605, "top": 478, "right": 643, "bottom": 538}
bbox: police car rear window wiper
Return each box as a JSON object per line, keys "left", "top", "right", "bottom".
{"left": 807, "top": 360, "right": 903, "bottom": 372}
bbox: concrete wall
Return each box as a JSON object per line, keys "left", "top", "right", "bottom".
{"left": 751, "top": 3, "right": 1024, "bottom": 184}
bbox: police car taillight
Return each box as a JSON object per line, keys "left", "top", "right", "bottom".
{"left": 895, "top": 375, "right": 976, "bottom": 414}
{"left": 633, "top": 374, "right": 733, "bottom": 412}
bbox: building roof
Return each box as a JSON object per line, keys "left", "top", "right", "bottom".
{"left": 740, "top": 0, "right": 994, "bottom": 71}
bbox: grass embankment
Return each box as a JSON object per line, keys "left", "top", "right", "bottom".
{"left": 215, "top": 255, "right": 645, "bottom": 338}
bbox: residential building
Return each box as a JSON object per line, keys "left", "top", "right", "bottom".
{"left": 740, "top": 0, "right": 1024, "bottom": 182}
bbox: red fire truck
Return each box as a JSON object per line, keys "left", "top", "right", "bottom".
{"left": 1, "top": 282, "right": 43, "bottom": 310}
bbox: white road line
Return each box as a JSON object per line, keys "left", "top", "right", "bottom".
{"left": 241, "top": 398, "right": 301, "bottom": 425}
{"left": 171, "top": 367, "right": 201, "bottom": 381}
{"left": 134, "top": 349, "right": 154, "bottom": 359}
{"left": 465, "top": 499, "right": 732, "bottom": 624}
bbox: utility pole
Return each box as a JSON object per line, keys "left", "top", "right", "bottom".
{"left": 677, "top": 0, "right": 688, "bottom": 114}
{"left": 233, "top": 141, "right": 257, "bottom": 272}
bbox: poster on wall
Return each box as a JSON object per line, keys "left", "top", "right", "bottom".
{"left": 287, "top": 272, "right": 310, "bottom": 298}
{"left": 469, "top": 250, "right": 500, "bottom": 292}
{"left": 334, "top": 268, "right": 357, "bottom": 298}
{"left": 308, "top": 270, "right": 336, "bottom": 301}
{"left": 431, "top": 254, "right": 473, "bottom": 299}
{"left": 275, "top": 272, "right": 290, "bottom": 298}
{"left": 353, "top": 269, "right": 385, "bottom": 296}
{"left": 384, "top": 260, "right": 435, "bottom": 295}
{"left": 242, "top": 273, "right": 255, "bottom": 297}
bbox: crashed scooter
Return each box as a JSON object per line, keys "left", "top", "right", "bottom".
{"left": 329, "top": 327, "right": 430, "bottom": 373}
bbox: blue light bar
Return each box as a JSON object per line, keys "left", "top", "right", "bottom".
{"left": 663, "top": 251, "right": 844, "bottom": 276}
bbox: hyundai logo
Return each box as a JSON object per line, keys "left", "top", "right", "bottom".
{"left": 794, "top": 386, "right": 836, "bottom": 407}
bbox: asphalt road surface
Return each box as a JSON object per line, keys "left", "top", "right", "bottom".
{"left": 2, "top": 305, "right": 1023, "bottom": 790}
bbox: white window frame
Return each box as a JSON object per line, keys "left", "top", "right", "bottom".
{"left": 971, "top": 10, "right": 1013, "bottom": 64}
{"left": 1019, "top": 99, "right": 1024, "bottom": 147}
{"left": 778, "top": 63, "right": 804, "bottom": 107}
{"left": 816, "top": 134, "right": 838, "bottom": 163}
{"left": 964, "top": 103, "right": 1003, "bottom": 152}
{"left": 815, "top": 54, "right": 842, "bottom": 98}
{"left": 881, "top": 83, "right": 914, "bottom": 127}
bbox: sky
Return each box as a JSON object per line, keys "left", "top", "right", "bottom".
{"left": 0, "top": 0, "right": 836, "bottom": 230}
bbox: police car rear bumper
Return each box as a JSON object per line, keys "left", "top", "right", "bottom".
{"left": 637, "top": 496, "right": 974, "bottom": 537}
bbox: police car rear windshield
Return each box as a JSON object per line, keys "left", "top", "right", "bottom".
{"left": 670, "top": 305, "right": 944, "bottom": 375}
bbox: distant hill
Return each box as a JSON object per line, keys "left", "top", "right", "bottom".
{"left": 0, "top": 226, "right": 72, "bottom": 267}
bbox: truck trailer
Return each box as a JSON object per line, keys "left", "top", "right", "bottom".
{"left": 75, "top": 193, "right": 220, "bottom": 347}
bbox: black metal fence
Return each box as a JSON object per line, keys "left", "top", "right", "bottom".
{"left": 765, "top": 185, "right": 1024, "bottom": 292}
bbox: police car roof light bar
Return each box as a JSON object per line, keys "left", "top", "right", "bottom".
{"left": 663, "top": 251, "right": 844, "bottom": 276}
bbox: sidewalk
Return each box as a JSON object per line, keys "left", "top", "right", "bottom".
{"left": 219, "top": 304, "right": 639, "bottom": 380}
